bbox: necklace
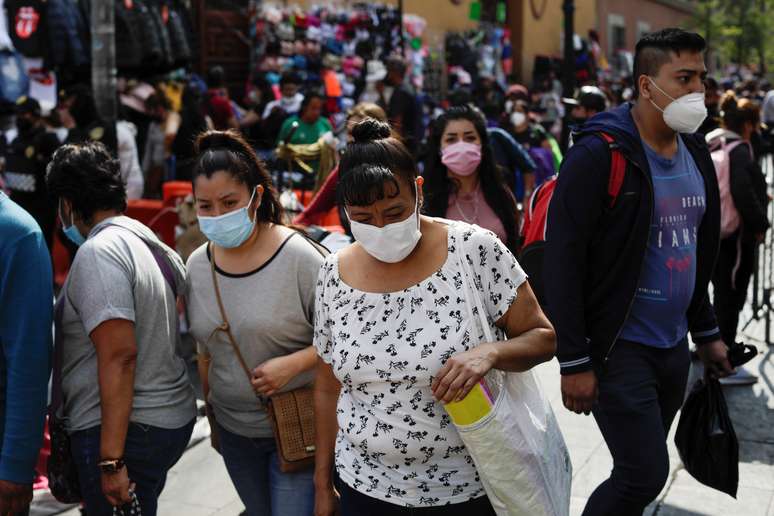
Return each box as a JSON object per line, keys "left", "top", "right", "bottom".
{"left": 454, "top": 189, "right": 480, "bottom": 224}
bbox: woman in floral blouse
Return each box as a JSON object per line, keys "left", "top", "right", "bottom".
{"left": 312, "top": 119, "right": 556, "bottom": 516}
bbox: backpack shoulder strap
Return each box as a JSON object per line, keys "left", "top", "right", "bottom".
{"left": 527, "top": 179, "right": 548, "bottom": 218}
{"left": 598, "top": 132, "right": 627, "bottom": 208}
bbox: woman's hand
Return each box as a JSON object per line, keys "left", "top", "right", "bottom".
{"left": 252, "top": 355, "right": 299, "bottom": 397}
{"left": 313, "top": 482, "right": 338, "bottom": 516}
{"left": 431, "top": 343, "right": 498, "bottom": 403}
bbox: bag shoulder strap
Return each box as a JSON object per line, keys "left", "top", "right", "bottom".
{"left": 92, "top": 222, "right": 178, "bottom": 296}
{"left": 51, "top": 224, "right": 178, "bottom": 412}
{"left": 292, "top": 228, "right": 330, "bottom": 259}
{"left": 208, "top": 230, "right": 327, "bottom": 385}
{"left": 208, "top": 243, "right": 255, "bottom": 384}
{"left": 452, "top": 223, "right": 495, "bottom": 343}
{"left": 598, "top": 132, "right": 626, "bottom": 208}
{"left": 724, "top": 139, "right": 752, "bottom": 158}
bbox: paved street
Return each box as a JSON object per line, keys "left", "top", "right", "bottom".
{"left": 33, "top": 315, "right": 774, "bottom": 516}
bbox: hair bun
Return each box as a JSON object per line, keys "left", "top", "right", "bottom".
{"left": 195, "top": 130, "right": 249, "bottom": 155}
{"left": 720, "top": 90, "right": 739, "bottom": 114}
{"left": 351, "top": 118, "right": 391, "bottom": 144}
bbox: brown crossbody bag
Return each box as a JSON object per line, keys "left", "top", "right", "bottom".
{"left": 207, "top": 235, "right": 324, "bottom": 473}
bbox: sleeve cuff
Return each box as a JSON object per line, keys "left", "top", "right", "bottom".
{"left": 83, "top": 306, "right": 136, "bottom": 335}
{"left": 692, "top": 327, "right": 721, "bottom": 345}
{"left": 0, "top": 453, "right": 35, "bottom": 484}
{"left": 558, "top": 356, "right": 594, "bottom": 375}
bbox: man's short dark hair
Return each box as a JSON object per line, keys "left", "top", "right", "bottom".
{"left": 46, "top": 142, "right": 127, "bottom": 222}
{"left": 299, "top": 90, "right": 325, "bottom": 114}
{"left": 280, "top": 71, "right": 302, "bottom": 87}
{"left": 632, "top": 28, "right": 706, "bottom": 98}
{"left": 385, "top": 56, "right": 407, "bottom": 76}
{"left": 207, "top": 66, "right": 226, "bottom": 88}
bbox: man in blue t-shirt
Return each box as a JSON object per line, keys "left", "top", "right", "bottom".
{"left": 619, "top": 138, "right": 707, "bottom": 346}
{"left": 0, "top": 192, "right": 52, "bottom": 515}
{"left": 545, "top": 29, "right": 734, "bottom": 515}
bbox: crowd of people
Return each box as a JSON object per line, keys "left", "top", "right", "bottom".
{"left": 0, "top": 25, "right": 773, "bottom": 516}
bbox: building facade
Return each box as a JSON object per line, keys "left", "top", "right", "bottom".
{"left": 508, "top": 0, "right": 695, "bottom": 82}
{"left": 596, "top": 0, "right": 695, "bottom": 63}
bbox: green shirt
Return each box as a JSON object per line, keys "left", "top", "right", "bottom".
{"left": 277, "top": 115, "right": 333, "bottom": 146}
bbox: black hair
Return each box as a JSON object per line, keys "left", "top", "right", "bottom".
{"left": 633, "top": 28, "right": 706, "bottom": 99}
{"left": 145, "top": 91, "right": 170, "bottom": 113}
{"left": 171, "top": 83, "right": 208, "bottom": 178}
{"left": 192, "top": 130, "right": 283, "bottom": 224}
{"left": 338, "top": 119, "right": 418, "bottom": 207}
{"left": 299, "top": 90, "right": 325, "bottom": 116}
{"left": 385, "top": 56, "right": 407, "bottom": 75}
{"left": 423, "top": 105, "right": 519, "bottom": 251}
{"left": 67, "top": 85, "right": 100, "bottom": 128}
{"left": 280, "top": 71, "right": 302, "bottom": 87}
{"left": 448, "top": 88, "right": 473, "bottom": 107}
{"left": 207, "top": 66, "right": 226, "bottom": 88}
{"left": 46, "top": 141, "right": 127, "bottom": 222}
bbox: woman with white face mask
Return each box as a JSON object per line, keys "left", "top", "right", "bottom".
{"left": 502, "top": 100, "right": 561, "bottom": 204}
{"left": 422, "top": 105, "right": 519, "bottom": 251}
{"left": 184, "top": 130, "right": 324, "bottom": 516}
{"left": 312, "top": 119, "right": 556, "bottom": 516}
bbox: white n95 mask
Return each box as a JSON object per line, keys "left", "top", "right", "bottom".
{"left": 648, "top": 77, "right": 707, "bottom": 133}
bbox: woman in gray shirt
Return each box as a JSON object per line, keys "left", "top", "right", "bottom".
{"left": 46, "top": 142, "right": 197, "bottom": 516}
{"left": 185, "top": 130, "right": 322, "bottom": 516}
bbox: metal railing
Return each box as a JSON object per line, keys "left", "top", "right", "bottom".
{"left": 742, "top": 152, "right": 774, "bottom": 344}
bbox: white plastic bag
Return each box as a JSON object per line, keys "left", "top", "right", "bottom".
{"left": 453, "top": 223, "right": 571, "bottom": 516}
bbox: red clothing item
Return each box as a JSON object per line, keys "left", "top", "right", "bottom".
{"left": 294, "top": 165, "right": 340, "bottom": 226}
{"left": 206, "top": 89, "right": 234, "bottom": 130}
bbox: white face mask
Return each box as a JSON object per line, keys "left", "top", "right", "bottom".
{"left": 347, "top": 187, "right": 422, "bottom": 264}
{"left": 647, "top": 77, "right": 707, "bottom": 133}
{"left": 510, "top": 111, "right": 526, "bottom": 128}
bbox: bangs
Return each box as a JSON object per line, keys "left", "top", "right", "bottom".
{"left": 195, "top": 149, "right": 247, "bottom": 179}
{"left": 338, "top": 164, "right": 403, "bottom": 207}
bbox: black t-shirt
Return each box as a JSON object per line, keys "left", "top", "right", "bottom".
{"left": 7, "top": 0, "right": 49, "bottom": 59}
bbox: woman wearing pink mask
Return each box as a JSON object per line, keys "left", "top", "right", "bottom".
{"left": 423, "top": 105, "right": 519, "bottom": 251}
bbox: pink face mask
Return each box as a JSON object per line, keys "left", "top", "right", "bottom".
{"left": 441, "top": 141, "right": 482, "bottom": 176}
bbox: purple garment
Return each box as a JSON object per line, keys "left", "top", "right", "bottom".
{"left": 527, "top": 147, "right": 556, "bottom": 187}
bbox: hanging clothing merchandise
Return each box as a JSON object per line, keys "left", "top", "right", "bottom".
{"left": 119, "top": 0, "right": 169, "bottom": 73}
{"left": 115, "top": 0, "right": 145, "bottom": 70}
{"left": 24, "top": 57, "right": 57, "bottom": 113}
{"left": 445, "top": 26, "right": 508, "bottom": 91}
{"left": 250, "top": 3, "right": 426, "bottom": 92}
{"left": 0, "top": 0, "right": 15, "bottom": 50}
{"left": 46, "top": 0, "right": 90, "bottom": 69}
{"left": 6, "top": 0, "right": 48, "bottom": 60}
{"left": 145, "top": 0, "right": 173, "bottom": 70}
{"left": 166, "top": 6, "right": 191, "bottom": 67}
{"left": 0, "top": 49, "right": 29, "bottom": 103}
